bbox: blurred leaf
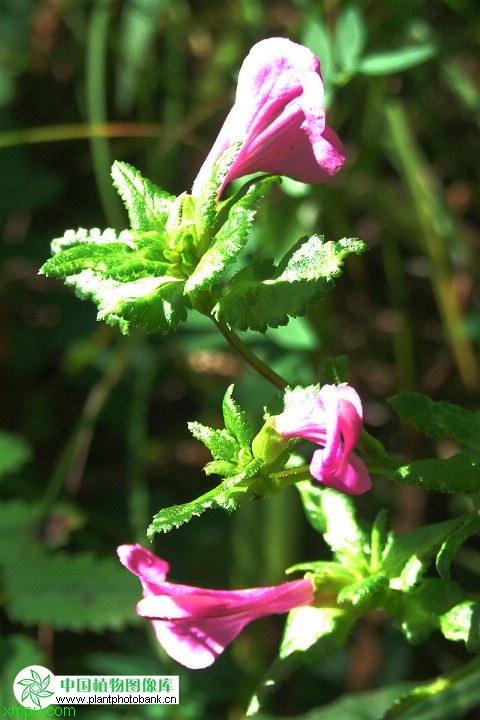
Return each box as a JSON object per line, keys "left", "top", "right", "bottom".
{"left": 359, "top": 44, "right": 437, "bottom": 75}
{"left": 301, "top": 16, "right": 336, "bottom": 103}
{"left": 0, "top": 635, "right": 44, "bottom": 708}
{"left": 336, "top": 5, "right": 366, "bottom": 75}
{"left": 383, "top": 658, "right": 480, "bottom": 720}
{"left": 0, "top": 432, "right": 32, "bottom": 480}
{"left": 5, "top": 548, "right": 141, "bottom": 631}
{"left": 388, "top": 393, "right": 480, "bottom": 450}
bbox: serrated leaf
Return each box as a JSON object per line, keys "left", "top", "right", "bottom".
{"left": 436, "top": 512, "right": 480, "bottom": 580}
{"left": 359, "top": 44, "right": 437, "bottom": 76}
{"left": 0, "top": 432, "right": 32, "bottom": 480}
{"left": 222, "top": 384, "right": 254, "bottom": 448}
{"left": 185, "top": 175, "right": 278, "bottom": 300}
{"left": 4, "top": 548, "right": 140, "bottom": 631}
{"left": 42, "top": 240, "right": 169, "bottom": 283}
{"left": 214, "top": 236, "right": 365, "bottom": 332}
{"left": 388, "top": 393, "right": 480, "bottom": 450}
{"left": 381, "top": 516, "right": 465, "bottom": 590}
{"left": 296, "top": 481, "right": 370, "bottom": 569}
{"left": 147, "top": 460, "right": 262, "bottom": 537}
{"left": 393, "top": 454, "right": 480, "bottom": 494}
{"left": 188, "top": 421, "right": 240, "bottom": 463}
{"left": 63, "top": 269, "right": 188, "bottom": 334}
{"left": 111, "top": 161, "right": 175, "bottom": 231}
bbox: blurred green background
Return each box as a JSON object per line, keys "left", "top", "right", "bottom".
{"left": 1, "top": 0, "right": 480, "bottom": 717}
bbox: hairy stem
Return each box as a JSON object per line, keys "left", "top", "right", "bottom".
{"left": 212, "top": 318, "right": 289, "bottom": 390}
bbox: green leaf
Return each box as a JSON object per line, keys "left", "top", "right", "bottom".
{"left": 398, "top": 578, "right": 466, "bottom": 645}
{"left": 69, "top": 270, "right": 187, "bottom": 334}
{"left": 146, "top": 460, "right": 262, "bottom": 537}
{"left": 301, "top": 17, "right": 336, "bottom": 105}
{"left": 0, "top": 432, "right": 32, "bottom": 480}
{"left": 393, "top": 454, "right": 480, "bottom": 494}
{"left": 111, "top": 161, "right": 175, "bottom": 231}
{"left": 436, "top": 512, "right": 480, "bottom": 580}
{"left": 0, "top": 635, "right": 44, "bottom": 708}
{"left": 4, "top": 548, "right": 141, "bottom": 631}
{"left": 42, "top": 239, "right": 169, "bottom": 283}
{"left": 388, "top": 393, "right": 480, "bottom": 450}
{"left": 222, "top": 384, "right": 254, "bottom": 448}
{"left": 440, "top": 601, "right": 480, "bottom": 652}
{"left": 280, "top": 605, "right": 354, "bottom": 661}
{"left": 188, "top": 421, "right": 240, "bottom": 463}
{"left": 359, "top": 44, "right": 437, "bottom": 76}
{"left": 381, "top": 516, "right": 465, "bottom": 590}
{"left": 251, "top": 683, "right": 415, "bottom": 720}
{"left": 296, "top": 481, "right": 370, "bottom": 570}
{"left": 322, "top": 355, "right": 349, "bottom": 385}
{"left": 193, "top": 142, "right": 243, "bottom": 239}
{"left": 336, "top": 5, "right": 366, "bottom": 75}
{"left": 383, "top": 660, "right": 480, "bottom": 720}
{"left": 337, "top": 574, "right": 389, "bottom": 609}
{"left": 214, "top": 236, "right": 365, "bottom": 332}
{"left": 185, "top": 175, "right": 277, "bottom": 301}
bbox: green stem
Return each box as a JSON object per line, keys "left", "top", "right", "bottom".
{"left": 86, "top": 0, "right": 124, "bottom": 229}
{"left": 212, "top": 318, "right": 289, "bottom": 390}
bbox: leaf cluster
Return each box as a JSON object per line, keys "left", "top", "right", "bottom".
{"left": 40, "top": 155, "right": 365, "bottom": 336}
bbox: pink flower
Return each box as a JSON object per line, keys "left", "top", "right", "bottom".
{"left": 192, "top": 37, "right": 345, "bottom": 198}
{"left": 274, "top": 384, "right": 371, "bottom": 496}
{"left": 117, "top": 544, "right": 314, "bottom": 669}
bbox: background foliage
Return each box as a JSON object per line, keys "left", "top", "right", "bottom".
{"left": 1, "top": 0, "right": 480, "bottom": 717}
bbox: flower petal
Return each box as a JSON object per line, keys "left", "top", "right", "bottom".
{"left": 192, "top": 37, "right": 345, "bottom": 198}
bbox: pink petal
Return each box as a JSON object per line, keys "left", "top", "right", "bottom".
{"left": 311, "top": 451, "right": 372, "bottom": 496}
{"left": 192, "top": 38, "right": 345, "bottom": 198}
{"left": 117, "top": 545, "right": 169, "bottom": 592}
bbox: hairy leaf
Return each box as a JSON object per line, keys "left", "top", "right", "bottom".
{"left": 188, "top": 421, "right": 240, "bottom": 463}
{"left": 147, "top": 460, "right": 262, "bottom": 537}
{"left": 388, "top": 393, "right": 480, "bottom": 450}
{"left": 185, "top": 176, "right": 278, "bottom": 300}
{"left": 393, "top": 454, "right": 480, "bottom": 494}
{"left": 296, "top": 481, "right": 370, "bottom": 570}
{"left": 222, "top": 384, "right": 254, "bottom": 448}
{"left": 111, "top": 161, "right": 175, "bottom": 231}
{"left": 214, "top": 236, "right": 365, "bottom": 332}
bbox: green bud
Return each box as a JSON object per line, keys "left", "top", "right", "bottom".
{"left": 251, "top": 419, "right": 289, "bottom": 466}
{"left": 166, "top": 192, "right": 198, "bottom": 250}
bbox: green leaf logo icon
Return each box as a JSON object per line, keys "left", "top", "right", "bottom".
{"left": 13, "top": 665, "right": 55, "bottom": 709}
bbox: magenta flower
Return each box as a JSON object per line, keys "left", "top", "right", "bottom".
{"left": 192, "top": 37, "right": 345, "bottom": 198}
{"left": 117, "top": 544, "right": 314, "bottom": 669}
{"left": 274, "top": 384, "right": 372, "bottom": 496}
